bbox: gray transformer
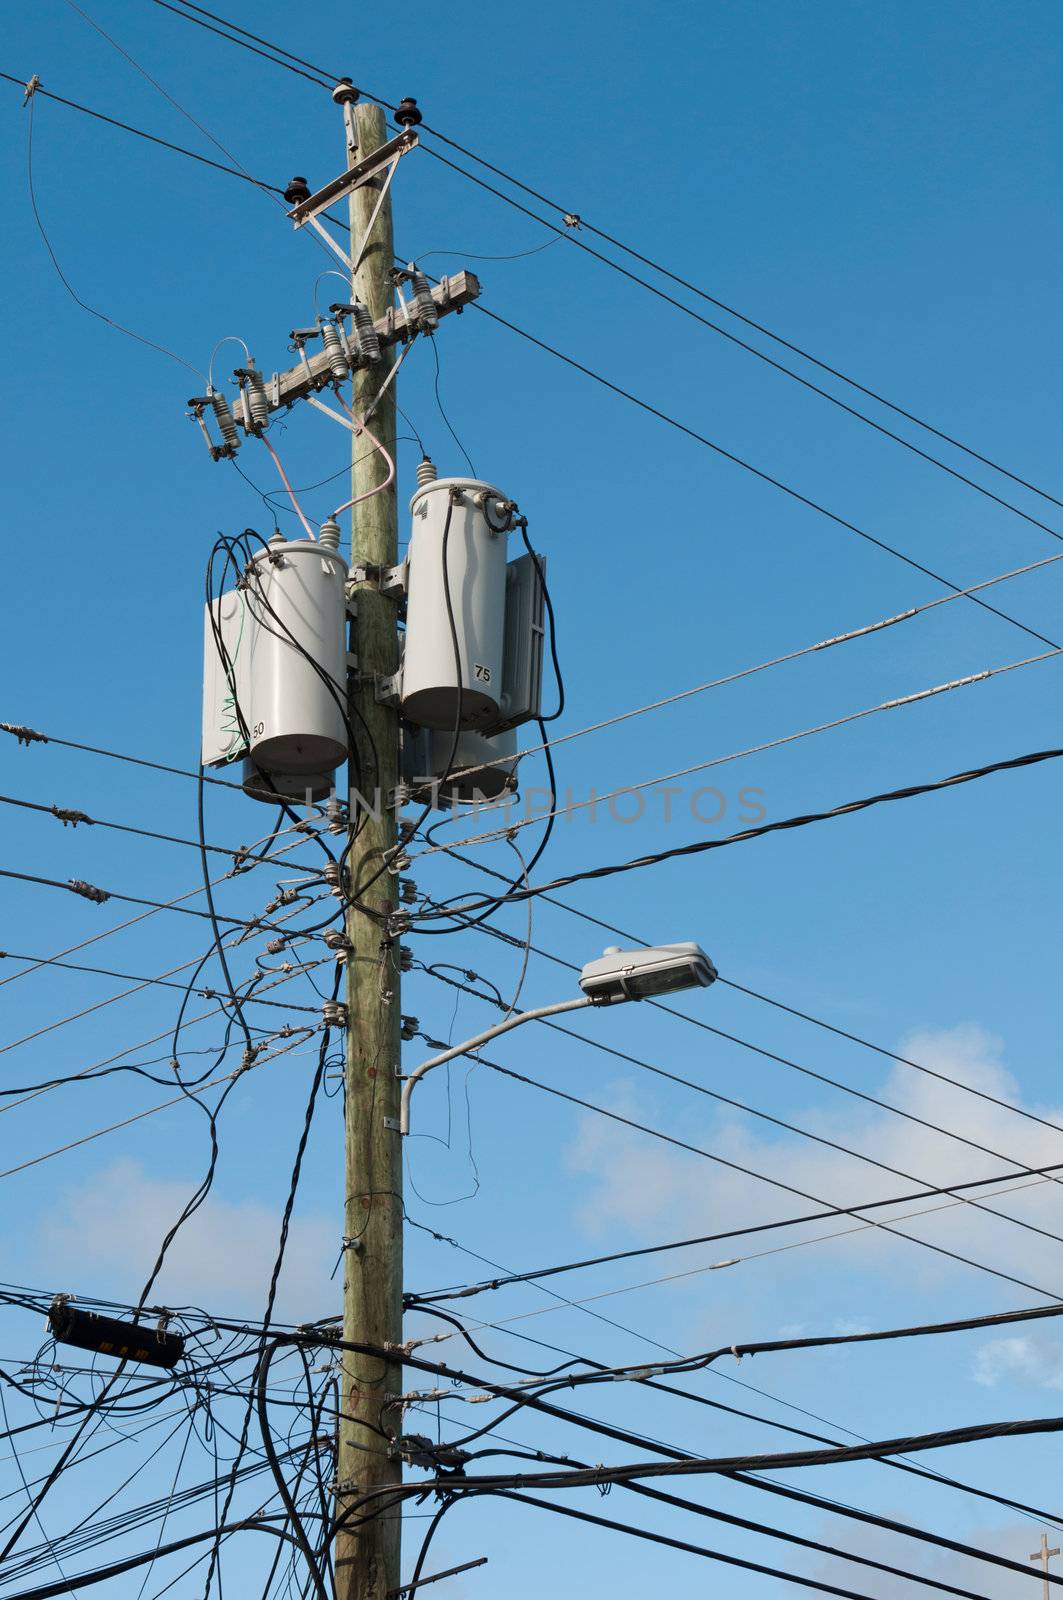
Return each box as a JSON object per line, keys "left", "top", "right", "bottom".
{"left": 202, "top": 535, "right": 347, "bottom": 784}
{"left": 401, "top": 477, "right": 512, "bottom": 731}
{"left": 402, "top": 724, "right": 518, "bottom": 807}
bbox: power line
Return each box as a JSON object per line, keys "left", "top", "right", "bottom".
{"left": 410, "top": 743, "right": 1063, "bottom": 920}
{"left": 417, "top": 645, "right": 1063, "bottom": 850}
{"left": 468, "top": 297, "right": 1059, "bottom": 651}
{"left": 418, "top": 140, "right": 1063, "bottom": 542}
{"left": 0, "top": 865, "right": 331, "bottom": 936}
{"left": 0, "top": 789, "right": 321, "bottom": 871}
{"left": 435, "top": 549, "right": 1063, "bottom": 790}
{"left": 0, "top": 69, "right": 285, "bottom": 191}
{"left": 447, "top": 1046, "right": 1063, "bottom": 1302}
{"left": 430, "top": 840, "right": 1063, "bottom": 1146}
{"left": 4, "top": 65, "right": 1057, "bottom": 650}
{"left": 418, "top": 963, "right": 1063, "bottom": 1263}
{"left": 0, "top": 1031, "right": 315, "bottom": 1185}
{"left": 141, "top": 0, "right": 1063, "bottom": 521}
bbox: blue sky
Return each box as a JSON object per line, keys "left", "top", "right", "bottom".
{"left": 1, "top": 1, "right": 1062, "bottom": 1597}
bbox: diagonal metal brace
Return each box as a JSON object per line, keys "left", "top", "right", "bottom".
{"left": 287, "top": 129, "right": 419, "bottom": 227}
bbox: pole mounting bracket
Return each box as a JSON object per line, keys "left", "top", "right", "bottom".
{"left": 287, "top": 129, "right": 419, "bottom": 227}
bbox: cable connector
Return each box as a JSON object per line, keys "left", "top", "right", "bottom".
{"left": 322, "top": 1000, "right": 348, "bottom": 1030}
{"left": 265, "top": 936, "right": 288, "bottom": 955}
{"left": 51, "top": 806, "right": 92, "bottom": 828}
{"left": 68, "top": 879, "right": 109, "bottom": 905}
{"left": 562, "top": 211, "right": 582, "bottom": 229}
{"left": 231, "top": 843, "right": 252, "bottom": 873}
{"left": 1, "top": 722, "right": 48, "bottom": 747}
{"left": 233, "top": 1044, "right": 262, "bottom": 1077}
{"left": 400, "top": 1014, "right": 419, "bottom": 1042}
{"left": 326, "top": 796, "right": 348, "bottom": 835}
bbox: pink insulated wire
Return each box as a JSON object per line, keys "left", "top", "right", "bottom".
{"left": 260, "top": 433, "right": 317, "bottom": 540}
{"left": 329, "top": 396, "right": 396, "bottom": 520}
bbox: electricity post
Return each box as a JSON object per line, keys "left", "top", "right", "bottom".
{"left": 336, "top": 92, "right": 404, "bottom": 1600}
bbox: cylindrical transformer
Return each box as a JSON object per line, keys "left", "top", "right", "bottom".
{"left": 243, "top": 536, "right": 347, "bottom": 775}
{"left": 402, "top": 725, "right": 518, "bottom": 806}
{"left": 242, "top": 760, "right": 334, "bottom": 806}
{"left": 401, "top": 478, "right": 511, "bottom": 731}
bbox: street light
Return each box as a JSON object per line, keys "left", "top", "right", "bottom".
{"left": 399, "top": 942, "right": 717, "bottom": 1134}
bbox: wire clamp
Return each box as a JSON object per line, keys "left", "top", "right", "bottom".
{"left": 50, "top": 805, "right": 92, "bottom": 828}
{"left": 67, "top": 878, "right": 109, "bottom": 905}
{"left": 1, "top": 721, "right": 48, "bottom": 747}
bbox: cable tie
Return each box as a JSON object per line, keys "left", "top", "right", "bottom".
{"left": 50, "top": 805, "right": 92, "bottom": 828}
{"left": 1, "top": 721, "right": 48, "bottom": 747}
{"left": 67, "top": 878, "right": 109, "bottom": 905}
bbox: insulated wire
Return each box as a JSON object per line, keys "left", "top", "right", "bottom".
{"left": 414, "top": 644, "right": 1063, "bottom": 851}
{"left": 431, "top": 548, "right": 1063, "bottom": 788}
{"left": 410, "top": 744, "right": 1063, "bottom": 921}
{"left": 140, "top": 1, "right": 1063, "bottom": 516}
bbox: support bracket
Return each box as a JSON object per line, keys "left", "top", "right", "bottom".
{"left": 287, "top": 129, "right": 419, "bottom": 227}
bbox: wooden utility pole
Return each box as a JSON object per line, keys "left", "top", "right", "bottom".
{"left": 1031, "top": 1532, "right": 1061, "bottom": 1600}
{"left": 336, "top": 94, "right": 404, "bottom": 1600}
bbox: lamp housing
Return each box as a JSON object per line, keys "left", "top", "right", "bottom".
{"left": 578, "top": 943, "right": 717, "bottom": 1005}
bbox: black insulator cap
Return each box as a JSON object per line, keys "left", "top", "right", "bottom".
{"left": 331, "top": 77, "right": 359, "bottom": 105}
{"left": 395, "top": 96, "right": 422, "bottom": 127}
{"left": 283, "top": 174, "right": 311, "bottom": 205}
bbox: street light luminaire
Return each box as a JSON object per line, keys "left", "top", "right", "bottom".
{"left": 578, "top": 942, "right": 717, "bottom": 1004}
{"left": 399, "top": 940, "right": 716, "bottom": 1134}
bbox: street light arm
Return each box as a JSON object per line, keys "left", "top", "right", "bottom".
{"left": 399, "top": 996, "right": 596, "bottom": 1134}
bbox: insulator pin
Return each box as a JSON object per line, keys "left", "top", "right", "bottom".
{"left": 350, "top": 303, "right": 381, "bottom": 363}
{"left": 406, "top": 269, "right": 438, "bottom": 331}
{"left": 415, "top": 457, "right": 438, "bottom": 490}
{"left": 320, "top": 322, "right": 350, "bottom": 383}
{"left": 209, "top": 391, "right": 240, "bottom": 454}
{"left": 245, "top": 370, "right": 270, "bottom": 434}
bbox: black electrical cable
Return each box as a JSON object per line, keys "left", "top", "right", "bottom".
{"left": 136, "top": 4, "right": 1063, "bottom": 520}
{"left": 410, "top": 743, "right": 1063, "bottom": 920}
{"left": 428, "top": 831, "right": 1063, "bottom": 1147}
{"left": 416, "top": 963, "right": 1063, "bottom": 1266}
{"left": 491, "top": 1490, "right": 920, "bottom": 1600}
{"left": 416, "top": 142, "right": 1063, "bottom": 544}
{"left": 255, "top": 1342, "right": 330, "bottom": 1600}
{"left": 0, "top": 69, "right": 284, "bottom": 191}
{"left": 0, "top": 791, "right": 320, "bottom": 872}
{"left": 198, "top": 967, "right": 341, "bottom": 1600}
{"left": 24, "top": 94, "right": 202, "bottom": 377}
{"left": 147, "top": 0, "right": 333, "bottom": 87}
{"left": 466, "top": 298, "right": 1060, "bottom": 651}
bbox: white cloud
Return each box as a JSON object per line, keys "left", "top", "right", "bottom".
{"left": 565, "top": 1025, "right": 1063, "bottom": 1312}
{"left": 973, "top": 1334, "right": 1063, "bottom": 1391}
{"left": 34, "top": 1157, "right": 337, "bottom": 1321}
